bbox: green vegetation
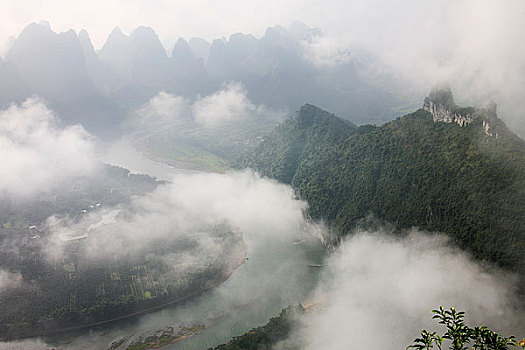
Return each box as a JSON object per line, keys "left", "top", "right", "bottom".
{"left": 243, "top": 103, "right": 525, "bottom": 275}
{"left": 215, "top": 305, "right": 523, "bottom": 350}
{"left": 407, "top": 307, "right": 517, "bottom": 350}
{"left": 214, "top": 91, "right": 525, "bottom": 350}
{"left": 0, "top": 165, "right": 242, "bottom": 340}
{"left": 147, "top": 134, "right": 229, "bottom": 171}
{"left": 109, "top": 324, "right": 206, "bottom": 350}
{"left": 0, "top": 165, "right": 159, "bottom": 237}
{"left": 239, "top": 104, "right": 356, "bottom": 183}
{"left": 213, "top": 305, "right": 303, "bottom": 350}
{"left": 144, "top": 111, "right": 284, "bottom": 171}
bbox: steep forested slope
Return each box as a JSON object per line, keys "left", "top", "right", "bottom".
{"left": 243, "top": 89, "right": 525, "bottom": 273}
{"left": 242, "top": 104, "right": 356, "bottom": 183}
{"left": 213, "top": 305, "right": 303, "bottom": 350}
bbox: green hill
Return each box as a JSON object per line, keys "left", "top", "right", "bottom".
{"left": 243, "top": 87, "right": 525, "bottom": 273}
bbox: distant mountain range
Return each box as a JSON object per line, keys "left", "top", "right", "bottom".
{"left": 243, "top": 86, "right": 525, "bottom": 275}
{"left": 2, "top": 22, "right": 124, "bottom": 137}
{"left": 0, "top": 21, "right": 413, "bottom": 137}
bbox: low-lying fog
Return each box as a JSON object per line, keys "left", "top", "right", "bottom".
{"left": 0, "top": 98, "right": 522, "bottom": 349}
{"left": 0, "top": 98, "right": 98, "bottom": 198}
{"left": 279, "top": 230, "right": 523, "bottom": 349}
{"left": 101, "top": 138, "right": 523, "bottom": 350}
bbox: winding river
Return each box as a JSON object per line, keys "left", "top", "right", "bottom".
{"left": 2, "top": 139, "right": 324, "bottom": 350}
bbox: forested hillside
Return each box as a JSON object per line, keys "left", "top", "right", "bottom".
{"left": 243, "top": 89, "right": 525, "bottom": 274}
{"left": 239, "top": 104, "right": 356, "bottom": 183}
{"left": 213, "top": 305, "right": 303, "bottom": 350}
{"left": 0, "top": 165, "right": 243, "bottom": 340}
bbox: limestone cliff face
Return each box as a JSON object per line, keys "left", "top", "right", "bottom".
{"left": 479, "top": 101, "right": 500, "bottom": 138}
{"left": 423, "top": 85, "right": 474, "bottom": 127}
{"left": 423, "top": 85, "right": 501, "bottom": 138}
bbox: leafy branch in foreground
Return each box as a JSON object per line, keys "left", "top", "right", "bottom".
{"left": 407, "top": 307, "right": 517, "bottom": 350}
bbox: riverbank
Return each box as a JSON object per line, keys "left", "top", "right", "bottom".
{"left": 134, "top": 134, "right": 228, "bottom": 173}
{"left": 0, "top": 140, "right": 321, "bottom": 350}
{"left": 109, "top": 325, "right": 207, "bottom": 350}
{"left": 107, "top": 229, "right": 248, "bottom": 350}
{"left": 2, "top": 229, "right": 248, "bottom": 342}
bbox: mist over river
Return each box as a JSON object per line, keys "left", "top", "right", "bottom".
{"left": 1, "top": 139, "right": 324, "bottom": 350}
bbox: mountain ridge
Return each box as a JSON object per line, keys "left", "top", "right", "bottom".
{"left": 0, "top": 21, "right": 411, "bottom": 137}
{"left": 243, "top": 87, "right": 525, "bottom": 274}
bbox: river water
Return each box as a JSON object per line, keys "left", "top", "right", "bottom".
{"left": 2, "top": 139, "right": 324, "bottom": 350}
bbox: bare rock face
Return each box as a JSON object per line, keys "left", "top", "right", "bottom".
{"left": 424, "top": 84, "right": 456, "bottom": 111}
{"left": 481, "top": 101, "right": 500, "bottom": 138}
{"left": 423, "top": 84, "right": 474, "bottom": 127}
{"left": 422, "top": 85, "right": 508, "bottom": 138}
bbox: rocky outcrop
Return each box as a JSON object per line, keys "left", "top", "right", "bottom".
{"left": 423, "top": 85, "right": 474, "bottom": 127}
{"left": 480, "top": 101, "right": 500, "bottom": 138}
{"left": 423, "top": 85, "right": 502, "bottom": 138}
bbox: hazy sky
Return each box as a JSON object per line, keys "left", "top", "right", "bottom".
{"left": 0, "top": 0, "right": 470, "bottom": 49}
{"left": 1, "top": 0, "right": 524, "bottom": 133}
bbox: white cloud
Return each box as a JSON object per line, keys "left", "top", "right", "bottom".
{"left": 45, "top": 168, "right": 313, "bottom": 265}
{"left": 164, "top": 169, "right": 307, "bottom": 235}
{"left": 1, "top": 0, "right": 524, "bottom": 132}
{"left": 301, "top": 35, "right": 351, "bottom": 67}
{"left": 298, "top": 230, "right": 519, "bottom": 350}
{"left": 136, "top": 91, "right": 191, "bottom": 127}
{"left": 0, "top": 98, "right": 98, "bottom": 197}
{"left": 137, "top": 83, "right": 282, "bottom": 128}
{"left": 192, "top": 82, "right": 264, "bottom": 127}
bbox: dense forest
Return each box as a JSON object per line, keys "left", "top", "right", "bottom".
{"left": 0, "top": 165, "right": 243, "bottom": 339}
{"left": 217, "top": 89, "right": 525, "bottom": 350}
{"left": 213, "top": 305, "right": 304, "bottom": 350}
{"left": 242, "top": 90, "right": 525, "bottom": 276}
